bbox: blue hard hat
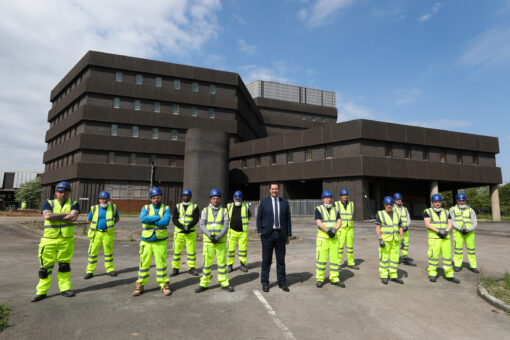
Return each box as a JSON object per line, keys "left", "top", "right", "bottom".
{"left": 456, "top": 193, "right": 467, "bottom": 201}
{"left": 182, "top": 189, "right": 192, "bottom": 197}
{"left": 339, "top": 189, "right": 349, "bottom": 196}
{"left": 321, "top": 190, "right": 333, "bottom": 198}
{"left": 383, "top": 196, "right": 394, "bottom": 205}
{"left": 55, "top": 181, "right": 71, "bottom": 192}
{"left": 209, "top": 189, "right": 221, "bottom": 198}
{"left": 149, "top": 187, "right": 163, "bottom": 197}
{"left": 233, "top": 190, "right": 243, "bottom": 199}
{"left": 98, "top": 191, "right": 110, "bottom": 199}
{"left": 431, "top": 194, "right": 443, "bottom": 202}
{"left": 393, "top": 193, "right": 402, "bottom": 200}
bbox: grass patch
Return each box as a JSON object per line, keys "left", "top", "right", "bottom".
{"left": 477, "top": 214, "right": 510, "bottom": 221}
{"left": 483, "top": 273, "right": 510, "bottom": 306}
{"left": 0, "top": 303, "right": 10, "bottom": 332}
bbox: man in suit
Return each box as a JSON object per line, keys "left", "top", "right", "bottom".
{"left": 257, "top": 183, "right": 292, "bottom": 292}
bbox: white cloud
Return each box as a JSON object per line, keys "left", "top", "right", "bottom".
{"left": 238, "top": 39, "right": 257, "bottom": 55}
{"left": 403, "top": 119, "right": 470, "bottom": 130}
{"left": 394, "top": 89, "right": 423, "bottom": 106}
{"left": 0, "top": 0, "right": 221, "bottom": 170}
{"left": 337, "top": 100, "right": 375, "bottom": 122}
{"left": 457, "top": 27, "right": 510, "bottom": 69}
{"left": 238, "top": 64, "right": 291, "bottom": 83}
{"left": 418, "top": 2, "right": 442, "bottom": 23}
{"left": 233, "top": 13, "right": 247, "bottom": 24}
{"left": 298, "top": 0, "right": 353, "bottom": 28}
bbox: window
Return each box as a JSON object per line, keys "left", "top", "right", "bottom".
{"left": 305, "top": 148, "right": 312, "bottom": 162}
{"left": 209, "top": 108, "right": 215, "bottom": 118}
{"left": 256, "top": 156, "right": 261, "bottom": 167}
{"left": 155, "top": 77, "right": 162, "bottom": 87}
{"left": 385, "top": 143, "right": 392, "bottom": 157}
{"left": 209, "top": 84, "right": 216, "bottom": 94}
{"left": 302, "top": 114, "right": 306, "bottom": 121}
{"left": 423, "top": 147, "right": 429, "bottom": 161}
{"left": 325, "top": 145, "right": 333, "bottom": 159}
{"left": 152, "top": 128, "right": 158, "bottom": 139}
{"left": 287, "top": 152, "right": 293, "bottom": 163}
{"left": 136, "top": 74, "right": 142, "bottom": 85}
{"left": 154, "top": 102, "right": 160, "bottom": 113}
{"left": 440, "top": 150, "right": 446, "bottom": 163}
{"left": 115, "top": 72, "right": 122, "bottom": 82}
{"left": 404, "top": 146, "right": 410, "bottom": 159}
{"left": 270, "top": 154, "right": 276, "bottom": 165}
{"left": 150, "top": 154, "right": 156, "bottom": 164}
{"left": 133, "top": 100, "right": 141, "bottom": 110}
{"left": 473, "top": 153, "right": 479, "bottom": 165}
{"left": 111, "top": 124, "right": 118, "bottom": 136}
{"left": 113, "top": 97, "right": 120, "bottom": 109}
{"left": 456, "top": 150, "right": 462, "bottom": 164}
{"left": 191, "top": 106, "right": 197, "bottom": 117}
{"left": 130, "top": 153, "right": 136, "bottom": 165}
{"left": 171, "top": 129, "right": 177, "bottom": 140}
{"left": 169, "top": 155, "right": 176, "bottom": 167}
{"left": 241, "top": 159, "right": 247, "bottom": 168}
{"left": 172, "top": 104, "right": 179, "bottom": 115}
{"left": 192, "top": 82, "right": 198, "bottom": 92}
{"left": 174, "top": 79, "right": 180, "bottom": 89}
{"left": 321, "top": 117, "right": 326, "bottom": 123}
{"left": 132, "top": 126, "right": 139, "bottom": 137}
{"left": 312, "top": 115, "right": 317, "bottom": 122}
{"left": 108, "top": 152, "right": 115, "bottom": 164}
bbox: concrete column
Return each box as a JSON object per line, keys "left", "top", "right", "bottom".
{"left": 490, "top": 185, "right": 501, "bottom": 222}
{"left": 430, "top": 181, "right": 439, "bottom": 199}
{"left": 374, "top": 182, "right": 382, "bottom": 212}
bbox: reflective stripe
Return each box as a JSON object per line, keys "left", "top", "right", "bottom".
{"left": 139, "top": 268, "right": 150, "bottom": 273}
{"left": 88, "top": 255, "right": 98, "bottom": 259}
{"left": 316, "top": 266, "right": 325, "bottom": 271}
{"left": 316, "top": 261, "right": 327, "bottom": 265}
{"left": 88, "top": 260, "right": 97, "bottom": 264}
{"left": 157, "top": 274, "right": 167, "bottom": 278}
{"left": 44, "top": 223, "right": 74, "bottom": 229}
{"left": 138, "top": 275, "right": 149, "bottom": 279}
{"left": 104, "top": 259, "right": 113, "bottom": 262}
{"left": 202, "top": 266, "right": 212, "bottom": 270}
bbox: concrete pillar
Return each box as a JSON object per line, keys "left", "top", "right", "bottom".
{"left": 430, "top": 180, "right": 439, "bottom": 199}
{"left": 374, "top": 182, "right": 382, "bottom": 212}
{"left": 490, "top": 185, "right": 501, "bottom": 222}
{"left": 182, "top": 129, "right": 229, "bottom": 211}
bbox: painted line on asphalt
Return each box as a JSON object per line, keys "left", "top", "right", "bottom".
{"left": 253, "top": 290, "right": 296, "bottom": 340}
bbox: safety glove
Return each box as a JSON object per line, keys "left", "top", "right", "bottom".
{"left": 400, "top": 240, "right": 405, "bottom": 250}
{"left": 403, "top": 227, "right": 408, "bottom": 232}
{"left": 327, "top": 228, "right": 336, "bottom": 238}
{"left": 379, "top": 239, "right": 385, "bottom": 248}
{"left": 209, "top": 235, "right": 217, "bottom": 243}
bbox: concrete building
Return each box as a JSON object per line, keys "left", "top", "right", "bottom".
{"left": 41, "top": 51, "right": 502, "bottom": 219}
{"left": 0, "top": 170, "right": 42, "bottom": 208}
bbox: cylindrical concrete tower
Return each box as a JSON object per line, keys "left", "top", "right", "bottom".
{"left": 183, "top": 128, "right": 230, "bottom": 211}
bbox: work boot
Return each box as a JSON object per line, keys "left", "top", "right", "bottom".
{"left": 162, "top": 282, "right": 172, "bottom": 296}
{"left": 195, "top": 286, "right": 208, "bottom": 293}
{"left": 188, "top": 268, "right": 199, "bottom": 276}
{"left": 61, "top": 290, "right": 75, "bottom": 297}
{"left": 454, "top": 266, "right": 462, "bottom": 272}
{"left": 402, "top": 257, "right": 416, "bottom": 267}
{"left": 170, "top": 268, "right": 179, "bottom": 277}
{"left": 316, "top": 281, "right": 324, "bottom": 288}
{"left": 332, "top": 281, "right": 345, "bottom": 288}
{"left": 222, "top": 285, "right": 235, "bottom": 292}
{"left": 381, "top": 278, "right": 389, "bottom": 285}
{"left": 240, "top": 263, "right": 248, "bottom": 272}
{"left": 107, "top": 271, "right": 117, "bottom": 277}
{"left": 469, "top": 267, "right": 480, "bottom": 273}
{"left": 429, "top": 276, "right": 437, "bottom": 282}
{"left": 84, "top": 273, "right": 93, "bottom": 280}
{"left": 445, "top": 277, "right": 460, "bottom": 284}
{"left": 132, "top": 282, "right": 144, "bottom": 296}
{"left": 31, "top": 294, "right": 47, "bottom": 302}
{"left": 390, "top": 278, "right": 404, "bottom": 284}
{"left": 227, "top": 265, "right": 233, "bottom": 273}
{"left": 348, "top": 265, "right": 360, "bottom": 270}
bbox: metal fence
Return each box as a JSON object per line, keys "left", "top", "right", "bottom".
{"left": 245, "top": 199, "right": 321, "bottom": 217}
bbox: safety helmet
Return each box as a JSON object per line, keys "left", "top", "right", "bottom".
{"left": 209, "top": 189, "right": 221, "bottom": 198}
{"left": 431, "top": 194, "right": 443, "bottom": 202}
{"left": 339, "top": 189, "right": 349, "bottom": 196}
{"left": 149, "top": 187, "right": 163, "bottom": 197}
{"left": 321, "top": 190, "right": 333, "bottom": 198}
{"left": 55, "top": 181, "right": 71, "bottom": 192}
{"left": 456, "top": 193, "right": 467, "bottom": 201}
{"left": 98, "top": 191, "right": 110, "bottom": 199}
{"left": 182, "top": 189, "right": 192, "bottom": 197}
{"left": 393, "top": 193, "right": 402, "bottom": 200}
{"left": 233, "top": 190, "right": 243, "bottom": 199}
{"left": 383, "top": 196, "right": 394, "bottom": 205}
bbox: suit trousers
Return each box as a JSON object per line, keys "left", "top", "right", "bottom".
{"left": 261, "top": 229, "right": 286, "bottom": 285}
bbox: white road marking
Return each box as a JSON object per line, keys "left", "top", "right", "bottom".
{"left": 253, "top": 290, "right": 296, "bottom": 340}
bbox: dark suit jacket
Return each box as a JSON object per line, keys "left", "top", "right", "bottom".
{"left": 256, "top": 196, "right": 292, "bottom": 238}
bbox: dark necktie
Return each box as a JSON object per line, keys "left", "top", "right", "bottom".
{"left": 274, "top": 198, "right": 280, "bottom": 228}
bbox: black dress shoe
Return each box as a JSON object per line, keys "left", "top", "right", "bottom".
{"left": 316, "top": 281, "right": 324, "bottom": 288}
{"left": 240, "top": 264, "right": 248, "bottom": 272}
{"left": 107, "top": 271, "right": 117, "bottom": 277}
{"left": 195, "top": 286, "right": 208, "bottom": 293}
{"left": 429, "top": 276, "right": 437, "bottom": 282}
{"left": 331, "top": 281, "right": 345, "bottom": 288}
{"left": 84, "top": 273, "right": 93, "bottom": 280}
{"left": 278, "top": 283, "right": 289, "bottom": 292}
{"left": 226, "top": 265, "right": 233, "bottom": 273}
{"left": 170, "top": 268, "right": 179, "bottom": 277}
{"left": 381, "top": 278, "right": 389, "bottom": 285}
{"left": 469, "top": 267, "right": 480, "bottom": 273}
{"left": 188, "top": 268, "right": 199, "bottom": 276}
{"left": 222, "top": 285, "right": 235, "bottom": 292}
{"left": 31, "top": 294, "right": 47, "bottom": 302}
{"left": 445, "top": 277, "right": 460, "bottom": 284}
{"left": 61, "top": 290, "right": 75, "bottom": 297}
{"left": 454, "top": 266, "right": 462, "bottom": 272}
{"left": 262, "top": 284, "right": 269, "bottom": 292}
{"left": 390, "top": 278, "right": 404, "bottom": 284}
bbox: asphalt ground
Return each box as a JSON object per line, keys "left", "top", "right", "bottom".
{"left": 1, "top": 216, "right": 510, "bottom": 339}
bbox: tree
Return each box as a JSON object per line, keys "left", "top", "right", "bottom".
{"left": 15, "top": 177, "right": 42, "bottom": 208}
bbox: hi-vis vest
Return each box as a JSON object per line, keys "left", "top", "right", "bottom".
{"left": 88, "top": 204, "right": 117, "bottom": 237}
{"left": 203, "top": 206, "right": 226, "bottom": 243}
{"left": 176, "top": 202, "right": 197, "bottom": 232}
{"left": 377, "top": 210, "right": 401, "bottom": 242}
{"left": 227, "top": 202, "right": 250, "bottom": 232}
{"left": 43, "top": 199, "right": 76, "bottom": 238}
{"left": 393, "top": 205, "right": 409, "bottom": 228}
{"left": 141, "top": 204, "right": 169, "bottom": 239}
{"left": 315, "top": 205, "right": 339, "bottom": 239}
{"left": 453, "top": 205, "right": 473, "bottom": 230}
{"left": 424, "top": 208, "right": 449, "bottom": 239}
{"left": 335, "top": 201, "right": 354, "bottom": 228}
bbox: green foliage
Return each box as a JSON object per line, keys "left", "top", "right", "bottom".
{"left": 14, "top": 177, "right": 42, "bottom": 208}
{"left": 464, "top": 186, "right": 491, "bottom": 214}
{"left": 0, "top": 303, "right": 10, "bottom": 332}
{"left": 439, "top": 191, "right": 453, "bottom": 208}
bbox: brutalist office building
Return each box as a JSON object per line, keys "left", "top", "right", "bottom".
{"left": 41, "top": 51, "right": 502, "bottom": 220}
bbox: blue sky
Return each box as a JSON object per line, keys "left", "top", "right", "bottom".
{"left": 1, "top": 0, "right": 509, "bottom": 183}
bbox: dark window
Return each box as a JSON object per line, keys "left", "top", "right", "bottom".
{"left": 305, "top": 148, "right": 312, "bottom": 161}
{"left": 256, "top": 156, "right": 261, "bottom": 167}
{"left": 287, "top": 152, "right": 293, "bottom": 163}
{"left": 404, "top": 146, "right": 410, "bottom": 159}
{"left": 423, "top": 147, "right": 429, "bottom": 161}
{"left": 270, "top": 154, "right": 276, "bottom": 165}
{"left": 440, "top": 150, "right": 446, "bottom": 163}
{"left": 325, "top": 145, "right": 333, "bottom": 159}
{"left": 456, "top": 150, "right": 462, "bottom": 164}
{"left": 473, "top": 153, "right": 478, "bottom": 165}
{"left": 385, "top": 143, "right": 392, "bottom": 157}
{"left": 241, "top": 159, "right": 247, "bottom": 168}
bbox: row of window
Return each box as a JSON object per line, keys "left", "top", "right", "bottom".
{"left": 384, "top": 143, "right": 479, "bottom": 165}
{"left": 53, "top": 72, "right": 85, "bottom": 106}
{"left": 108, "top": 152, "right": 177, "bottom": 167}
{"left": 241, "top": 146, "right": 333, "bottom": 168}
{"left": 111, "top": 124, "right": 179, "bottom": 141}
{"left": 112, "top": 97, "right": 216, "bottom": 118}
{"left": 116, "top": 71, "right": 216, "bottom": 94}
